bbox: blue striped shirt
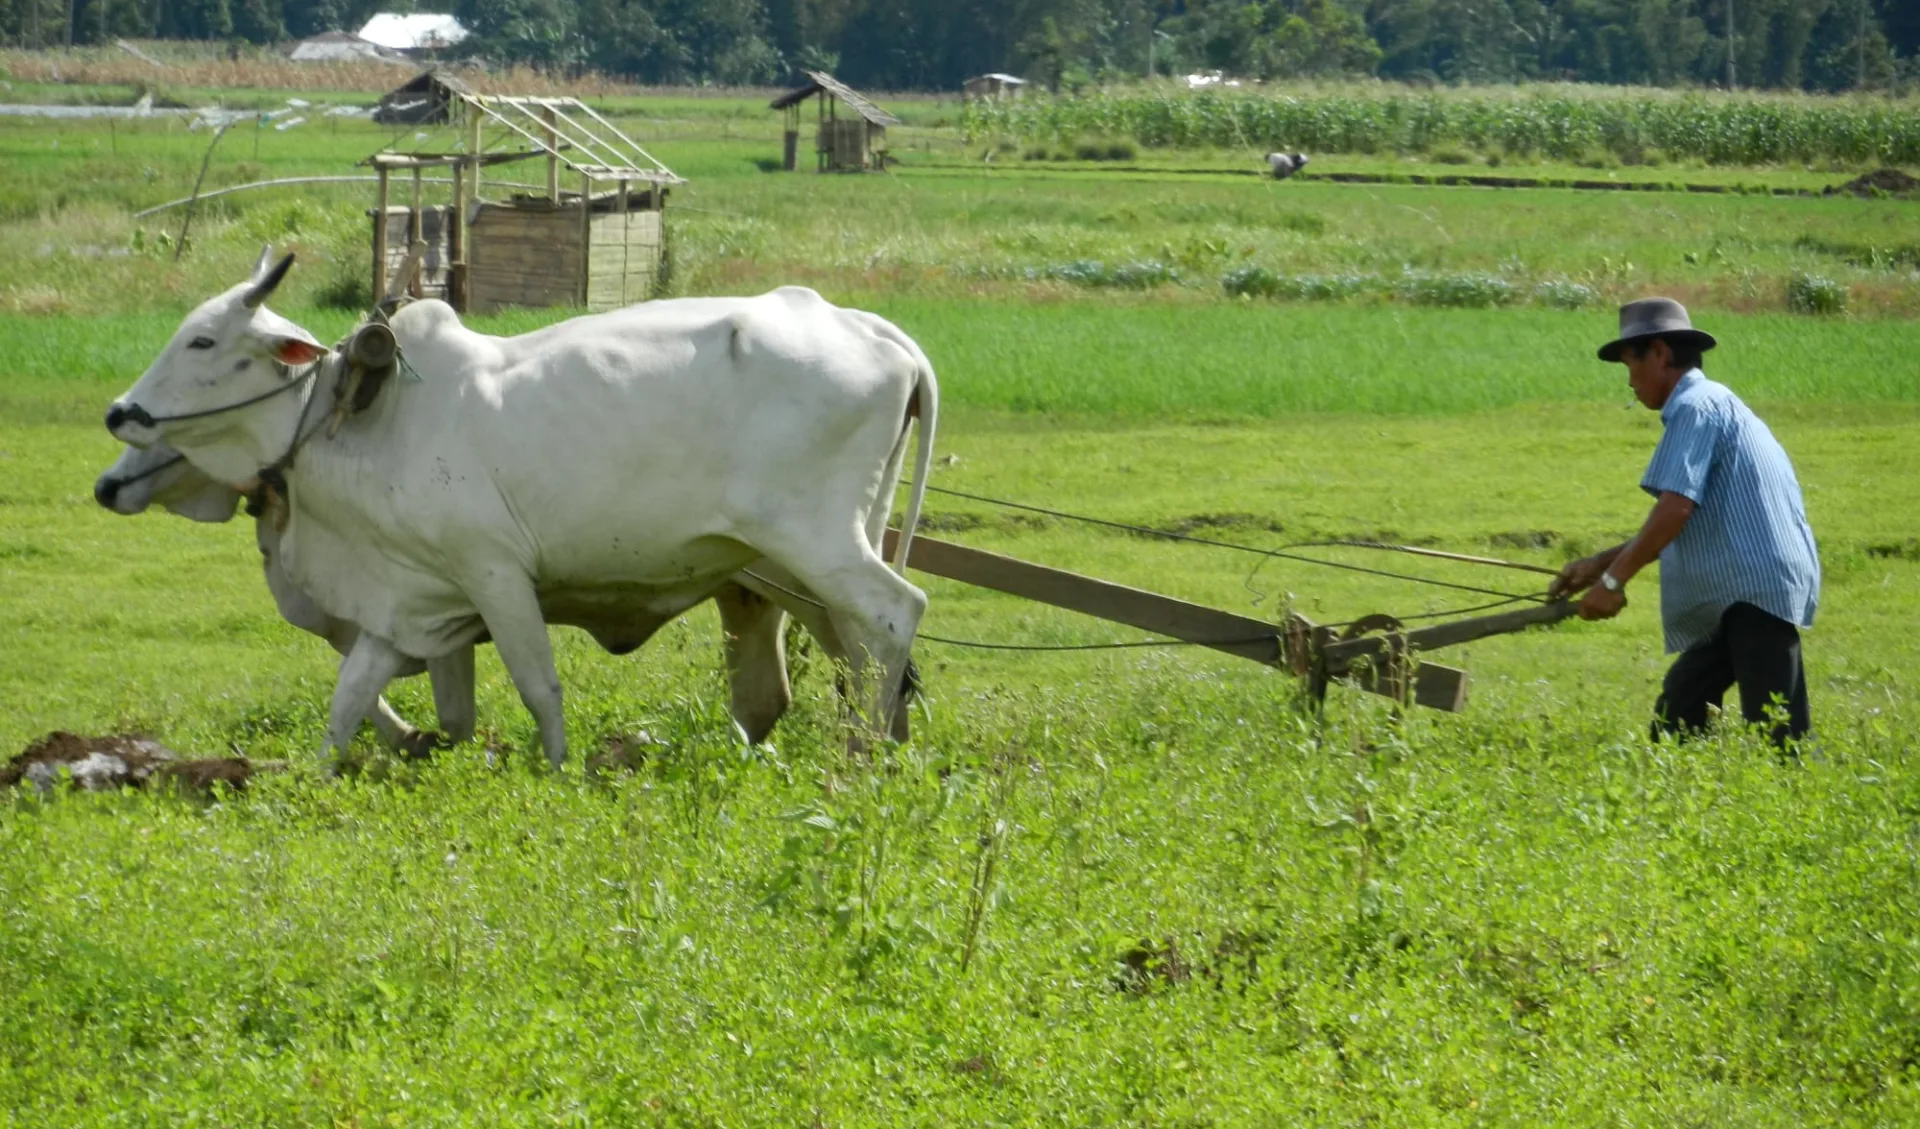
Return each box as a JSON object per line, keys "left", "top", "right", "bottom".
{"left": 1640, "top": 369, "right": 1820, "bottom": 654}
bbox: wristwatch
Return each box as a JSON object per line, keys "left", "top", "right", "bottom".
{"left": 1599, "top": 572, "right": 1623, "bottom": 593}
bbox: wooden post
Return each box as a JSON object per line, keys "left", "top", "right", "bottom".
{"left": 371, "top": 166, "right": 390, "bottom": 305}
{"left": 449, "top": 160, "right": 465, "bottom": 310}
{"left": 579, "top": 170, "right": 593, "bottom": 307}
{"left": 543, "top": 105, "right": 559, "bottom": 202}
{"left": 467, "top": 105, "right": 483, "bottom": 205}
{"left": 408, "top": 167, "right": 423, "bottom": 298}
{"left": 616, "top": 177, "right": 630, "bottom": 305}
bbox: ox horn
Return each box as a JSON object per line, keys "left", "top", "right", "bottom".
{"left": 243, "top": 253, "right": 296, "bottom": 309}
{"left": 250, "top": 243, "right": 273, "bottom": 281}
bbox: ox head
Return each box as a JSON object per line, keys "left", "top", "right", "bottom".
{"left": 93, "top": 442, "right": 243, "bottom": 523}
{"left": 105, "top": 247, "right": 328, "bottom": 484}
{"left": 93, "top": 442, "right": 335, "bottom": 639}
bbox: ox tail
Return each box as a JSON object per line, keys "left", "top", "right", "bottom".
{"left": 890, "top": 352, "right": 938, "bottom": 579}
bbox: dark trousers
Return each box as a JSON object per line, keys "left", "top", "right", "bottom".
{"left": 1653, "top": 602, "right": 1811, "bottom": 748}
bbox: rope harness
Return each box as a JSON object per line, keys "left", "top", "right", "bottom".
{"left": 775, "top": 483, "right": 1563, "bottom": 655}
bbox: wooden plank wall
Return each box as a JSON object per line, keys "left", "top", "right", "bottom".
{"left": 466, "top": 203, "right": 584, "bottom": 314}
{"left": 370, "top": 206, "right": 451, "bottom": 302}
{"left": 817, "top": 119, "right": 868, "bottom": 170}
{"left": 467, "top": 200, "right": 665, "bottom": 314}
{"left": 586, "top": 209, "right": 664, "bottom": 310}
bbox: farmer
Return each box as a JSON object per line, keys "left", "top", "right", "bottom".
{"left": 1550, "top": 297, "right": 1820, "bottom": 747}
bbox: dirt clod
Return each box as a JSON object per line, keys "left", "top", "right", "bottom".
{"left": 4, "top": 731, "right": 258, "bottom": 795}
{"left": 587, "top": 730, "right": 662, "bottom": 775}
{"left": 1115, "top": 937, "right": 1190, "bottom": 994}
{"left": 1826, "top": 168, "right": 1920, "bottom": 198}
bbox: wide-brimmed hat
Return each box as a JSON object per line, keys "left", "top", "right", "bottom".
{"left": 1596, "top": 297, "right": 1718, "bottom": 362}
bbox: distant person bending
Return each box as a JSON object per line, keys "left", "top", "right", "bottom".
{"left": 1550, "top": 298, "right": 1820, "bottom": 748}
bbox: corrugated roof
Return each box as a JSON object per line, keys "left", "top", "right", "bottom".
{"left": 290, "top": 31, "right": 403, "bottom": 62}
{"left": 768, "top": 70, "right": 899, "bottom": 127}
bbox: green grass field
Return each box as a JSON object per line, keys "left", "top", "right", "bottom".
{"left": 3, "top": 83, "right": 1920, "bottom": 1125}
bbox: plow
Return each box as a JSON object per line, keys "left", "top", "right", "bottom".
{"left": 884, "top": 493, "right": 1577, "bottom": 714}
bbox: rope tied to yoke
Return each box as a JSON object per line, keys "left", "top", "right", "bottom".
{"left": 751, "top": 482, "right": 1564, "bottom": 656}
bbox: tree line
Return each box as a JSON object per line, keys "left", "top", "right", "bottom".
{"left": 5, "top": 0, "right": 1917, "bottom": 94}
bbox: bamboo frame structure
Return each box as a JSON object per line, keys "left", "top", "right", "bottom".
{"left": 362, "top": 91, "right": 683, "bottom": 313}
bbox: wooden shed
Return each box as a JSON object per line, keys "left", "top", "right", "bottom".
{"left": 373, "top": 70, "right": 472, "bottom": 125}
{"left": 962, "top": 73, "right": 1027, "bottom": 101}
{"left": 769, "top": 70, "right": 900, "bottom": 172}
{"left": 363, "top": 92, "right": 683, "bottom": 314}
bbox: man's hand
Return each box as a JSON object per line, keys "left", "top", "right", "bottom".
{"left": 1578, "top": 583, "right": 1627, "bottom": 621}
{"left": 1550, "top": 555, "right": 1606, "bottom": 599}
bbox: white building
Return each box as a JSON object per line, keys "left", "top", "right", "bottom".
{"left": 356, "top": 13, "right": 470, "bottom": 55}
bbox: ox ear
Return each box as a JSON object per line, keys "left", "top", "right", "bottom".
{"left": 243, "top": 252, "right": 296, "bottom": 309}
{"left": 252, "top": 306, "right": 328, "bottom": 367}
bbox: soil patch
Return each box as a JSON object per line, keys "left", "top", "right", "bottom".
{"left": 4, "top": 731, "right": 258, "bottom": 795}
{"left": 1825, "top": 168, "right": 1920, "bottom": 198}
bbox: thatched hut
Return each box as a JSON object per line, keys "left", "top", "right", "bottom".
{"left": 363, "top": 92, "right": 683, "bottom": 314}
{"left": 769, "top": 70, "right": 899, "bottom": 172}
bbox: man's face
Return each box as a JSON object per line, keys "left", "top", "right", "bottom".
{"left": 1622, "top": 339, "right": 1677, "bottom": 410}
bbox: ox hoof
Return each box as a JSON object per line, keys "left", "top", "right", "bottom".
{"left": 396, "top": 729, "right": 444, "bottom": 762}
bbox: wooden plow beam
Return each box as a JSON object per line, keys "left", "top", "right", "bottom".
{"left": 883, "top": 531, "right": 1575, "bottom": 714}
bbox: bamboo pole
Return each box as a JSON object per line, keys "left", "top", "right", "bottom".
{"left": 131, "top": 176, "right": 528, "bottom": 219}
{"left": 544, "top": 105, "right": 559, "bottom": 202}
{"left": 408, "top": 168, "right": 423, "bottom": 298}
{"left": 616, "top": 177, "right": 629, "bottom": 304}
{"left": 372, "top": 167, "right": 390, "bottom": 305}
{"left": 174, "top": 120, "right": 232, "bottom": 262}
{"left": 467, "top": 105, "right": 484, "bottom": 205}
{"left": 450, "top": 161, "right": 465, "bottom": 310}
{"left": 579, "top": 170, "right": 593, "bottom": 307}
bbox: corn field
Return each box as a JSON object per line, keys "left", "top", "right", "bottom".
{"left": 963, "top": 85, "right": 1920, "bottom": 167}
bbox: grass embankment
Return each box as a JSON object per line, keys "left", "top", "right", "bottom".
{"left": 1, "top": 111, "right": 1916, "bottom": 316}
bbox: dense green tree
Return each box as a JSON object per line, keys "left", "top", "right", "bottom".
{"left": 10, "top": 0, "right": 1909, "bottom": 94}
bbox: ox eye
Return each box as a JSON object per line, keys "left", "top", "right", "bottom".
{"left": 187, "top": 336, "right": 216, "bottom": 350}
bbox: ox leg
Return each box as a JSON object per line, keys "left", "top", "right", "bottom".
{"left": 428, "top": 646, "right": 478, "bottom": 746}
{"left": 471, "top": 583, "right": 567, "bottom": 769}
{"left": 714, "top": 582, "right": 791, "bottom": 745}
{"left": 737, "top": 560, "right": 917, "bottom": 744}
{"left": 326, "top": 634, "right": 413, "bottom": 769}
{"left": 739, "top": 564, "right": 916, "bottom": 743}
{"left": 761, "top": 543, "right": 926, "bottom": 750}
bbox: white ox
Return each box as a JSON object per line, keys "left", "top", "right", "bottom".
{"left": 91, "top": 442, "right": 899, "bottom": 751}
{"left": 93, "top": 442, "right": 469, "bottom": 753}
{"left": 107, "top": 254, "right": 936, "bottom": 768}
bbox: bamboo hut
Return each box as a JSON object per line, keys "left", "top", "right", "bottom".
{"left": 362, "top": 92, "right": 683, "bottom": 314}
{"left": 769, "top": 70, "right": 899, "bottom": 172}
{"left": 373, "top": 70, "right": 472, "bottom": 125}
{"left": 962, "top": 73, "right": 1027, "bottom": 101}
